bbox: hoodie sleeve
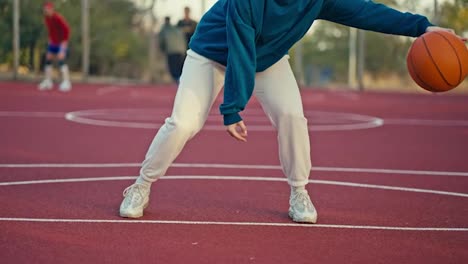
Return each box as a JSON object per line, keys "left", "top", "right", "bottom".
{"left": 318, "top": 0, "right": 433, "bottom": 37}
{"left": 220, "top": 0, "right": 256, "bottom": 126}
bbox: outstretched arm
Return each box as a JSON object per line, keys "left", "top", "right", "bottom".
{"left": 318, "top": 0, "right": 433, "bottom": 37}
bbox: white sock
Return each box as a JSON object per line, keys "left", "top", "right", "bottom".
{"left": 60, "top": 65, "right": 70, "bottom": 82}
{"left": 291, "top": 185, "right": 306, "bottom": 194}
{"left": 135, "top": 177, "right": 152, "bottom": 188}
{"left": 44, "top": 65, "right": 53, "bottom": 81}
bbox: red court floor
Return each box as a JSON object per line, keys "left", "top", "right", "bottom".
{"left": 0, "top": 81, "right": 467, "bottom": 263}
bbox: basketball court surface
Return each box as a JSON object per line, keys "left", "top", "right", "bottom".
{"left": 0, "top": 81, "right": 467, "bottom": 263}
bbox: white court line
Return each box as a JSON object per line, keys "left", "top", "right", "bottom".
{"left": 64, "top": 110, "right": 384, "bottom": 132}
{"left": 0, "top": 163, "right": 140, "bottom": 168}
{"left": 384, "top": 119, "right": 468, "bottom": 126}
{"left": 1, "top": 176, "right": 466, "bottom": 231}
{"left": 0, "top": 111, "right": 65, "bottom": 118}
{"left": 2, "top": 110, "right": 468, "bottom": 127}
{"left": 1, "top": 175, "right": 467, "bottom": 198}
{"left": 0, "top": 217, "right": 466, "bottom": 232}
{"left": 1, "top": 162, "right": 468, "bottom": 177}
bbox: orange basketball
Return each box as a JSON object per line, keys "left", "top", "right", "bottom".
{"left": 407, "top": 31, "right": 468, "bottom": 92}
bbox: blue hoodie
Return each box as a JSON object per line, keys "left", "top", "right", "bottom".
{"left": 189, "top": 0, "right": 433, "bottom": 125}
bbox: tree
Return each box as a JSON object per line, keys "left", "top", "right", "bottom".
{"left": 0, "top": 1, "right": 13, "bottom": 63}
{"left": 1, "top": 0, "right": 150, "bottom": 78}
{"left": 57, "top": 0, "right": 148, "bottom": 77}
{"left": 291, "top": 0, "right": 422, "bottom": 84}
{"left": 0, "top": 0, "right": 44, "bottom": 69}
{"left": 439, "top": 0, "right": 468, "bottom": 37}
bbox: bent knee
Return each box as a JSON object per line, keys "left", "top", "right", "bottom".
{"left": 275, "top": 110, "right": 306, "bottom": 123}
{"left": 46, "top": 53, "right": 55, "bottom": 60}
{"left": 164, "top": 117, "right": 203, "bottom": 136}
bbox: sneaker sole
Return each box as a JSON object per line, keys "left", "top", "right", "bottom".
{"left": 119, "top": 201, "right": 149, "bottom": 219}
{"left": 119, "top": 211, "right": 143, "bottom": 218}
{"left": 289, "top": 211, "right": 317, "bottom": 224}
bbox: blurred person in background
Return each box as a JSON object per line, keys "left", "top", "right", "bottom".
{"left": 159, "top": 16, "right": 187, "bottom": 83}
{"left": 177, "top": 6, "right": 198, "bottom": 46}
{"left": 38, "top": 1, "right": 72, "bottom": 92}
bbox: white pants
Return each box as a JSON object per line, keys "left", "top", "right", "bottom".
{"left": 138, "top": 50, "right": 311, "bottom": 187}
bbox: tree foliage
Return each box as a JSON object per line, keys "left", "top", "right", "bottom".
{"left": 439, "top": 0, "right": 468, "bottom": 37}
{"left": 1, "top": 0, "right": 466, "bottom": 81}
{"left": 0, "top": 0, "right": 149, "bottom": 78}
{"left": 293, "top": 0, "right": 467, "bottom": 84}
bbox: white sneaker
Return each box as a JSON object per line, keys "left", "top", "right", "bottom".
{"left": 119, "top": 183, "right": 150, "bottom": 218}
{"left": 289, "top": 189, "right": 318, "bottom": 223}
{"left": 38, "top": 79, "right": 53, "bottom": 91}
{"left": 59, "top": 80, "right": 72, "bottom": 92}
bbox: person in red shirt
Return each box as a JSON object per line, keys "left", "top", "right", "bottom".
{"left": 38, "top": 2, "right": 72, "bottom": 92}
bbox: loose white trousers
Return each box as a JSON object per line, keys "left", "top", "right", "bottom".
{"left": 139, "top": 50, "right": 311, "bottom": 187}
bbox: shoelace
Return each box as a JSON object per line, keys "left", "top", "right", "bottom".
{"left": 291, "top": 190, "right": 311, "bottom": 207}
{"left": 123, "top": 184, "right": 142, "bottom": 197}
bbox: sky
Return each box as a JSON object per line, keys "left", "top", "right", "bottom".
{"left": 154, "top": 0, "right": 218, "bottom": 22}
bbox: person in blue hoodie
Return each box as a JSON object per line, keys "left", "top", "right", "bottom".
{"left": 120, "top": 0, "right": 461, "bottom": 223}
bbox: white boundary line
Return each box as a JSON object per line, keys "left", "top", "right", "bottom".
{"left": 0, "top": 217, "right": 466, "bottom": 231}
{"left": 2, "top": 110, "right": 468, "bottom": 127}
{"left": 0, "top": 111, "right": 65, "bottom": 118}
{"left": 64, "top": 109, "right": 384, "bottom": 132}
{"left": 1, "top": 162, "right": 468, "bottom": 177}
{"left": 1, "top": 175, "right": 467, "bottom": 198}
{"left": 0, "top": 163, "right": 142, "bottom": 168}
{"left": 0, "top": 175, "right": 466, "bottom": 231}
{"left": 384, "top": 118, "right": 468, "bottom": 126}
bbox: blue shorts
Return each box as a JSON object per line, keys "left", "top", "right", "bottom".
{"left": 47, "top": 44, "right": 69, "bottom": 60}
{"left": 47, "top": 44, "right": 62, "bottom": 54}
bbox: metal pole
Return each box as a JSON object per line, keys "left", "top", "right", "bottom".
{"left": 13, "top": 0, "right": 20, "bottom": 80}
{"left": 148, "top": 16, "right": 157, "bottom": 83}
{"left": 433, "top": 0, "right": 439, "bottom": 24}
{"left": 348, "top": 27, "right": 357, "bottom": 89}
{"left": 81, "top": 0, "right": 90, "bottom": 80}
{"left": 357, "top": 29, "right": 365, "bottom": 91}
